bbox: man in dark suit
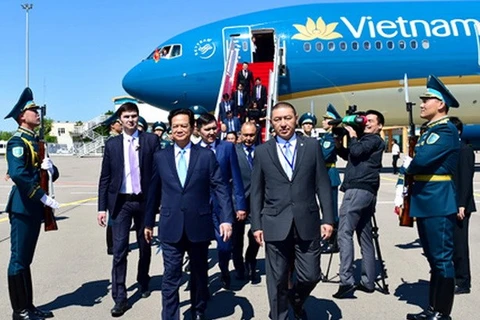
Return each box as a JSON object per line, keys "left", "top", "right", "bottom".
{"left": 144, "top": 109, "right": 233, "bottom": 320}
{"left": 222, "top": 110, "right": 242, "bottom": 134}
{"left": 233, "top": 122, "right": 261, "bottom": 283}
{"left": 196, "top": 113, "right": 246, "bottom": 288}
{"left": 233, "top": 83, "right": 249, "bottom": 123}
{"left": 219, "top": 93, "right": 236, "bottom": 122}
{"left": 5, "top": 88, "right": 59, "bottom": 320}
{"left": 97, "top": 102, "right": 159, "bottom": 317}
{"left": 251, "top": 77, "right": 267, "bottom": 108}
{"left": 236, "top": 62, "right": 254, "bottom": 96}
{"left": 450, "top": 117, "right": 476, "bottom": 295}
{"left": 251, "top": 102, "right": 334, "bottom": 320}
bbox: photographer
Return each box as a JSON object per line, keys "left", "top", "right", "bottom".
{"left": 332, "top": 110, "right": 386, "bottom": 299}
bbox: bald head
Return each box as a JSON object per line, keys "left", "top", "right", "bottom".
{"left": 241, "top": 122, "right": 257, "bottom": 147}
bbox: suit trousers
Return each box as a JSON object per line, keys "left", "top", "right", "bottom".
{"left": 265, "top": 223, "right": 321, "bottom": 320}
{"left": 111, "top": 199, "right": 151, "bottom": 303}
{"left": 213, "top": 209, "right": 233, "bottom": 274}
{"left": 417, "top": 214, "right": 456, "bottom": 279}
{"left": 8, "top": 213, "right": 42, "bottom": 276}
{"left": 338, "top": 189, "right": 376, "bottom": 289}
{"left": 161, "top": 236, "right": 210, "bottom": 320}
{"left": 453, "top": 212, "right": 472, "bottom": 288}
{"left": 231, "top": 220, "right": 260, "bottom": 274}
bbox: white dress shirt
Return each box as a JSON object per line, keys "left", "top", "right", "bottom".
{"left": 200, "top": 141, "right": 216, "bottom": 154}
{"left": 276, "top": 134, "right": 298, "bottom": 180}
{"left": 392, "top": 143, "right": 400, "bottom": 156}
{"left": 120, "top": 130, "right": 141, "bottom": 194}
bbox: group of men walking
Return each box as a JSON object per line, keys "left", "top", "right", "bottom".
{"left": 2, "top": 74, "right": 475, "bottom": 320}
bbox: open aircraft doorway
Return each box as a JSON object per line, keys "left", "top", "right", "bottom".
{"left": 252, "top": 29, "right": 275, "bottom": 63}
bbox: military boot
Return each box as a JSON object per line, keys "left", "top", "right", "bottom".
{"left": 24, "top": 268, "right": 53, "bottom": 318}
{"left": 8, "top": 273, "right": 43, "bottom": 320}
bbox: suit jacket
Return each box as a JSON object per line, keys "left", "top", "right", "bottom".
{"left": 233, "top": 90, "right": 250, "bottom": 111}
{"left": 250, "top": 135, "right": 334, "bottom": 242}
{"left": 453, "top": 141, "right": 476, "bottom": 214}
{"left": 236, "top": 69, "right": 254, "bottom": 92}
{"left": 235, "top": 144, "right": 253, "bottom": 212}
{"left": 251, "top": 85, "right": 267, "bottom": 107}
{"left": 222, "top": 117, "right": 242, "bottom": 133}
{"left": 145, "top": 144, "right": 234, "bottom": 243}
{"left": 219, "top": 100, "right": 236, "bottom": 122}
{"left": 209, "top": 140, "right": 246, "bottom": 214}
{"left": 98, "top": 131, "right": 160, "bottom": 216}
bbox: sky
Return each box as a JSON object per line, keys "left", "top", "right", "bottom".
{"left": 0, "top": 0, "right": 449, "bottom": 131}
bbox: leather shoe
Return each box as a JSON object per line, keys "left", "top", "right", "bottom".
{"left": 29, "top": 305, "right": 54, "bottom": 318}
{"left": 12, "top": 309, "right": 39, "bottom": 320}
{"left": 293, "top": 308, "right": 308, "bottom": 320}
{"left": 192, "top": 313, "right": 206, "bottom": 320}
{"left": 111, "top": 301, "right": 130, "bottom": 317}
{"left": 141, "top": 289, "right": 151, "bottom": 299}
{"left": 332, "top": 284, "right": 355, "bottom": 299}
{"left": 454, "top": 286, "right": 470, "bottom": 295}
{"left": 220, "top": 273, "right": 231, "bottom": 290}
{"left": 406, "top": 308, "right": 434, "bottom": 320}
{"left": 355, "top": 283, "right": 374, "bottom": 293}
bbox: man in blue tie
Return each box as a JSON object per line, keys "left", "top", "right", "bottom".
{"left": 97, "top": 102, "right": 160, "bottom": 317}
{"left": 222, "top": 110, "right": 241, "bottom": 134}
{"left": 145, "top": 109, "right": 233, "bottom": 320}
{"left": 196, "top": 113, "right": 246, "bottom": 288}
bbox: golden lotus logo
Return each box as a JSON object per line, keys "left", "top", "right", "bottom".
{"left": 292, "top": 17, "right": 343, "bottom": 40}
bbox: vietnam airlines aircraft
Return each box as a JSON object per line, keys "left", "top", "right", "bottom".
{"left": 122, "top": 0, "right": 480, "bottom": 138}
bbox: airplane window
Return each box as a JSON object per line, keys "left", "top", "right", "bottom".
{"left": 375, "top": 41, "right": 382, "bottom": 50}
{"left": 304, "top": 42, "right": 311, "bottom": 52}
{"left": 422, "top": 39, "right": 430, "bottom": 49}
{"left": 171, "top": 45, "right": 182, "bottom": 57}
{"left": 242, "top": 41, "right": 248, "bottom": 51}
{"left": 352, "top": 41, "right": 359, "bottom": 51}
{"left": 399, "top": 40, "right": 406, "bottom": 50}
{"left": 363, "top": 41, "right": 371, "bottom": 50}
{"left": 410, "top": 40, "right": 418, "bottom": 50}
{"left": 328, "top": 42, "right": 335, "bottom": 51}
{"left": 315, "top": 42, "right": 323, "bottom": 52}
{"left": 387, "top": 41, "right": 394, "bottom": 50}
{"left": 340, "top": 41, "right": 347, "bottom": 51}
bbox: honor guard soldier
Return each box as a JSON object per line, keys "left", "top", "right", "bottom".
{"left": 320, "top": 104, "right": 342, "bottom": 223}
{"left": 103, "top": 111, "right": 122, "bottom": 140}
{"left": 298, "top": 112, "right": 319, "bottom": 138}
{"left": 5, "top": 88, "right": 60, "bottom": 320}
{"left": 152, "top": 121, "right": 172, "bottom": 149}
{"left": 137, "top": 116, "right": 148, "bottom": 132}
{"left": 403, "top": 75, "right": 460, "bottom": 320}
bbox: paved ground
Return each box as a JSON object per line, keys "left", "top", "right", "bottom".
{"left": 0, "top": 155, "right": 479, "bottom": 320}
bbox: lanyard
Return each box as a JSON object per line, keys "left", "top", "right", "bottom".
{"left": 276, "top": 139, "right": 296, "bottom": 170}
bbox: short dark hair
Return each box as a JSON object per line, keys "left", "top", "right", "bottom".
{"left": 449, "top": 116, "right": 463, "bottom": 134}
{"left": 271, "top": 101, "right": 297, "bottom": 114}
{"left": 117, "top": 102, "right": 139, "bottom": 117}
{"left": 168, "top": 108, "right": 195, "bottom": 128}
{"left": 196, "top": 113, "right": 216, "bottom": 129}
{"left": 393, "top": 139, "right": 398, "bottom": 144}
{"left": 222, "top": 93, "right": 230, "bottom": 99}
{"left": 242, "top": 62, "right": 249, "bottom": 65}
{"left": 226, "top": 131, "right": 238, "bottom": 139}
{"left": 255, "top": 77, "right": 261, "bottom": 82}
{"left": 366, "top": 109, "right": 385, "bottom": 126}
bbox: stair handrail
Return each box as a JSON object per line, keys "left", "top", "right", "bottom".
{"left": 265, "top": 36, "right": 281, "bottom": 141}
{"left": 214, "top": 40, "right": 239, "bottom": 121}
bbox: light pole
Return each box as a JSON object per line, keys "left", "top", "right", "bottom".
{"left": 21, "top": 3, "right": 33, "bottom": 87}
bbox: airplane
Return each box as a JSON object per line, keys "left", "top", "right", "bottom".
{"left": 122, "top": 0, "right": 480, "bottom": 146}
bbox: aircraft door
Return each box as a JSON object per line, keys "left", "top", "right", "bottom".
{"left": 476, "top": 23, "right": 480, "bottom": 67}
{"left": 222, "top": 26, "right": 252, "bottom": 63}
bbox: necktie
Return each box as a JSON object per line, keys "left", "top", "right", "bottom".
{"left": 244, "top": 70, "right": 247, "bottom": 78}
{"left": 284, "top": 142, "right": 293, "bottom": 179}
{"left": 129, "top": 138, "right": 141, "bottom": 194}
{"left": 257, "top": 86, "right": 261, "bottom": 100}
{"left": 246, "top": 146, "right": 254, "bottom": 168}
{"left": 229, "top": 119, "right": 234, "bottom": 132}
{"left": 177, "top": 149, "right": 187, "bottom": 187}
{"left": 239, "top": 92, "right": 243, "bottom": 106}
{"left": 225, "top": 102, "right": 230, "bottom": 113}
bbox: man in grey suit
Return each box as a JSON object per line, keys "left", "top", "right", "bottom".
{"left": 250, "top": 102, "right": 334, "bottom": 320}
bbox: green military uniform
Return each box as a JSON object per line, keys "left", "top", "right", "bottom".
{"left": 152, "top": 121, "right": 172, "bottom": 149}
{"left": 5, "top": 88, "right": 58, "bottom": 320}
{"left": 298, "top": 112, "right": 319, "bottom": 139}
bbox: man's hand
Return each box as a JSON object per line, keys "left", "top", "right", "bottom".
{"left": 145, "top": 227, "right": 154, "bottom": 243}
{"left": 41, "top": 158, "right": 55, "bottom": 176}
{"left": 40, "top": 194, "right": 60, "bottom": 209}
{"left": 97, "top": 211, "right": 107, "bottom": 227}
{"left": 253, "top": 230, "right": 264, "bottom": 246}
{"left": 402, "top": 156, "right": 413, "bottom": 170}
{"left": 236, "top": 210, "right": 247, "bottom": 221}
{"left": 457, "top": 207, "right": 466, "bottom": 220}
{"left": 321, "top": 224, "right": 333, "bottom": 240}
{"left": 219, "top": 223, "right": 232, "bottom": 242}
{"left": 344, "top": 126, "right": 357, "bottom": 139}
{"left": 394, "top": 185, "right": 404, "bottom": 207}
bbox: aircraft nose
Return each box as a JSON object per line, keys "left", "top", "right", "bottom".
{"left": 122, "top": 63, "right": 146, "bottom": 100}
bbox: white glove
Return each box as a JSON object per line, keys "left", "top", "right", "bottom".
{"left": 40, "top": 194, "right": 60, "bottom": 209}
{"left": 401, "top": 156, "right": 413, "bottom": 170}
{"left": 394, "top": 184, "right": 404, "bottom": 207}
{"left": 41, "top": 158, "right": 54, "bottom": 176}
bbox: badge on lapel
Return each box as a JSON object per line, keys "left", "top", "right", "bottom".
{"left": 12, "top": 147, "right": 24, "bottom": 158}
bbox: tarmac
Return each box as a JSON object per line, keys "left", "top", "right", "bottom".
{"left": 0, "top": 154, "right": 479, "bottom": 320}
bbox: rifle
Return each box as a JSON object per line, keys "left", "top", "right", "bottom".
{"left": 38, "top": 104, "right": 58, "bottom": 232}
{"left": 399, "top": 74, "right": 415, "bottom": 227}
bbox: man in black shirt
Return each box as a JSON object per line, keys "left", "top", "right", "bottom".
{"left": 332, "top": 110, "right": 386, "bottom": 299}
